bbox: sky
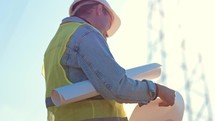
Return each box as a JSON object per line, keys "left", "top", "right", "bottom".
{"left": 0, "top": 0, "right": 126, "bottom": 121}
{"left": 0, "top": 0, "right": 215, "bottom": 121}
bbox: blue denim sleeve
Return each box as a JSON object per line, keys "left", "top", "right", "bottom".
{"left": 76, "top": 30, "right": 156, "bottom": 104}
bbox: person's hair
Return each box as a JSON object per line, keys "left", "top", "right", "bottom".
{"left": 73, "top": 1, "right": 110, "bottom": 17}
{"left": 73, "top": 3, "right": 99, "bottom": 16}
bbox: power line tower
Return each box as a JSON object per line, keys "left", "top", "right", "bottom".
{"left": 147, "top": 0, "right": 213, "bottom": 121}
{"left": 181, "top": 40, "right": 213, "bottom": 121}
{"left": 147, "top": 0, "right": 167, "bottom": 85}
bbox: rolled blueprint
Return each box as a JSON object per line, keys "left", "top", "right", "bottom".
{"left": 51, "top": 63, "right": 161, "bottom": 106}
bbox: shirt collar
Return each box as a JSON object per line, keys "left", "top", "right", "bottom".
{"left": 62, "top": 16, "right": 89, "bottom": 24}
{"left": 61, "top": 16, "right": 107, "bottom": 39}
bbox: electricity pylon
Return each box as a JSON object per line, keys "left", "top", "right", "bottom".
{"left": 180, "top": 40, "right": 213, "bottom": 121}
{"left": 147, "top": 0, "right": 213, "bottom": 120}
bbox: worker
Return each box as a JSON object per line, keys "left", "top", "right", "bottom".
{"left": 43, "top": 0, "right": 175, "bottom": 121}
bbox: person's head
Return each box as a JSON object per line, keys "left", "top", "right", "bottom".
{"left": 69, "top": 0, "right": 121, "bottom": 37}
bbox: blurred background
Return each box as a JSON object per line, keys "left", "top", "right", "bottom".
{"left": 0, "top": 0, "right": 214, "bottom": 121}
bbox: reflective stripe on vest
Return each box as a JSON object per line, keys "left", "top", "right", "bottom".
{"left": 43, "top": 22, "right": 126, "bottom": 121}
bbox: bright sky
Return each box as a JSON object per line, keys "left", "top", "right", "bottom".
{"left": 0, "top": 0, "right": 215, "bottom": 121}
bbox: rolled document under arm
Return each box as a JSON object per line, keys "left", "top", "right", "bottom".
{"left": 51, "top": 63, "right": 161, "bottom": 106}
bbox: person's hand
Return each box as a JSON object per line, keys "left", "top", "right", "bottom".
{"left": 155, "top": 83, "right": 175, "bottom": 107}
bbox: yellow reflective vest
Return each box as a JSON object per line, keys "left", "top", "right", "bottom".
{"left": 43, "top": 22, "right": 126, "bottom": 121}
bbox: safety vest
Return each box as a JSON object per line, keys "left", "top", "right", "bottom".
{"left": 43, "top": 22, "right": 126, "bottom": 121}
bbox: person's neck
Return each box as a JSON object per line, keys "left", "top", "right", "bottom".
{"left": 77, "top": 15, "right": 92, "bottom": 25}
{"left": 79, "top": 15, "right": 106, "bottom": 37}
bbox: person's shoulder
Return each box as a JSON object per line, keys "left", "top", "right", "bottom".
{"left": 70, "top": 23, "right": 104, "bottom": 43}
{"left": 72, "top": 23, "right": 104, "bottom": 41}
{"left": 78, "top": 23, "right": 100, "bottom": 35}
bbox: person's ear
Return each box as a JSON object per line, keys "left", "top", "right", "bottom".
{"left": 96, "top": 4, "right": 103, "bottom": 16}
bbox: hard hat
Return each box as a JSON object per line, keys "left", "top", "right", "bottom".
{"left": 69, "top": 0, "right": 121, "bottom": 37}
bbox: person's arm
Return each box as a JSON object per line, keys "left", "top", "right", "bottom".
{"left": 76, "top": 29, "right": 173, "bottom": 105}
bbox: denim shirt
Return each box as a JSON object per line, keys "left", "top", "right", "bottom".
{"left": 61, "top": 16, "right": 156, "bottom": 104}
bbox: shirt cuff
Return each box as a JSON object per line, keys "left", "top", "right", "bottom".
{"left": 138, "top": 80, "right": 158, "bottom": 107}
